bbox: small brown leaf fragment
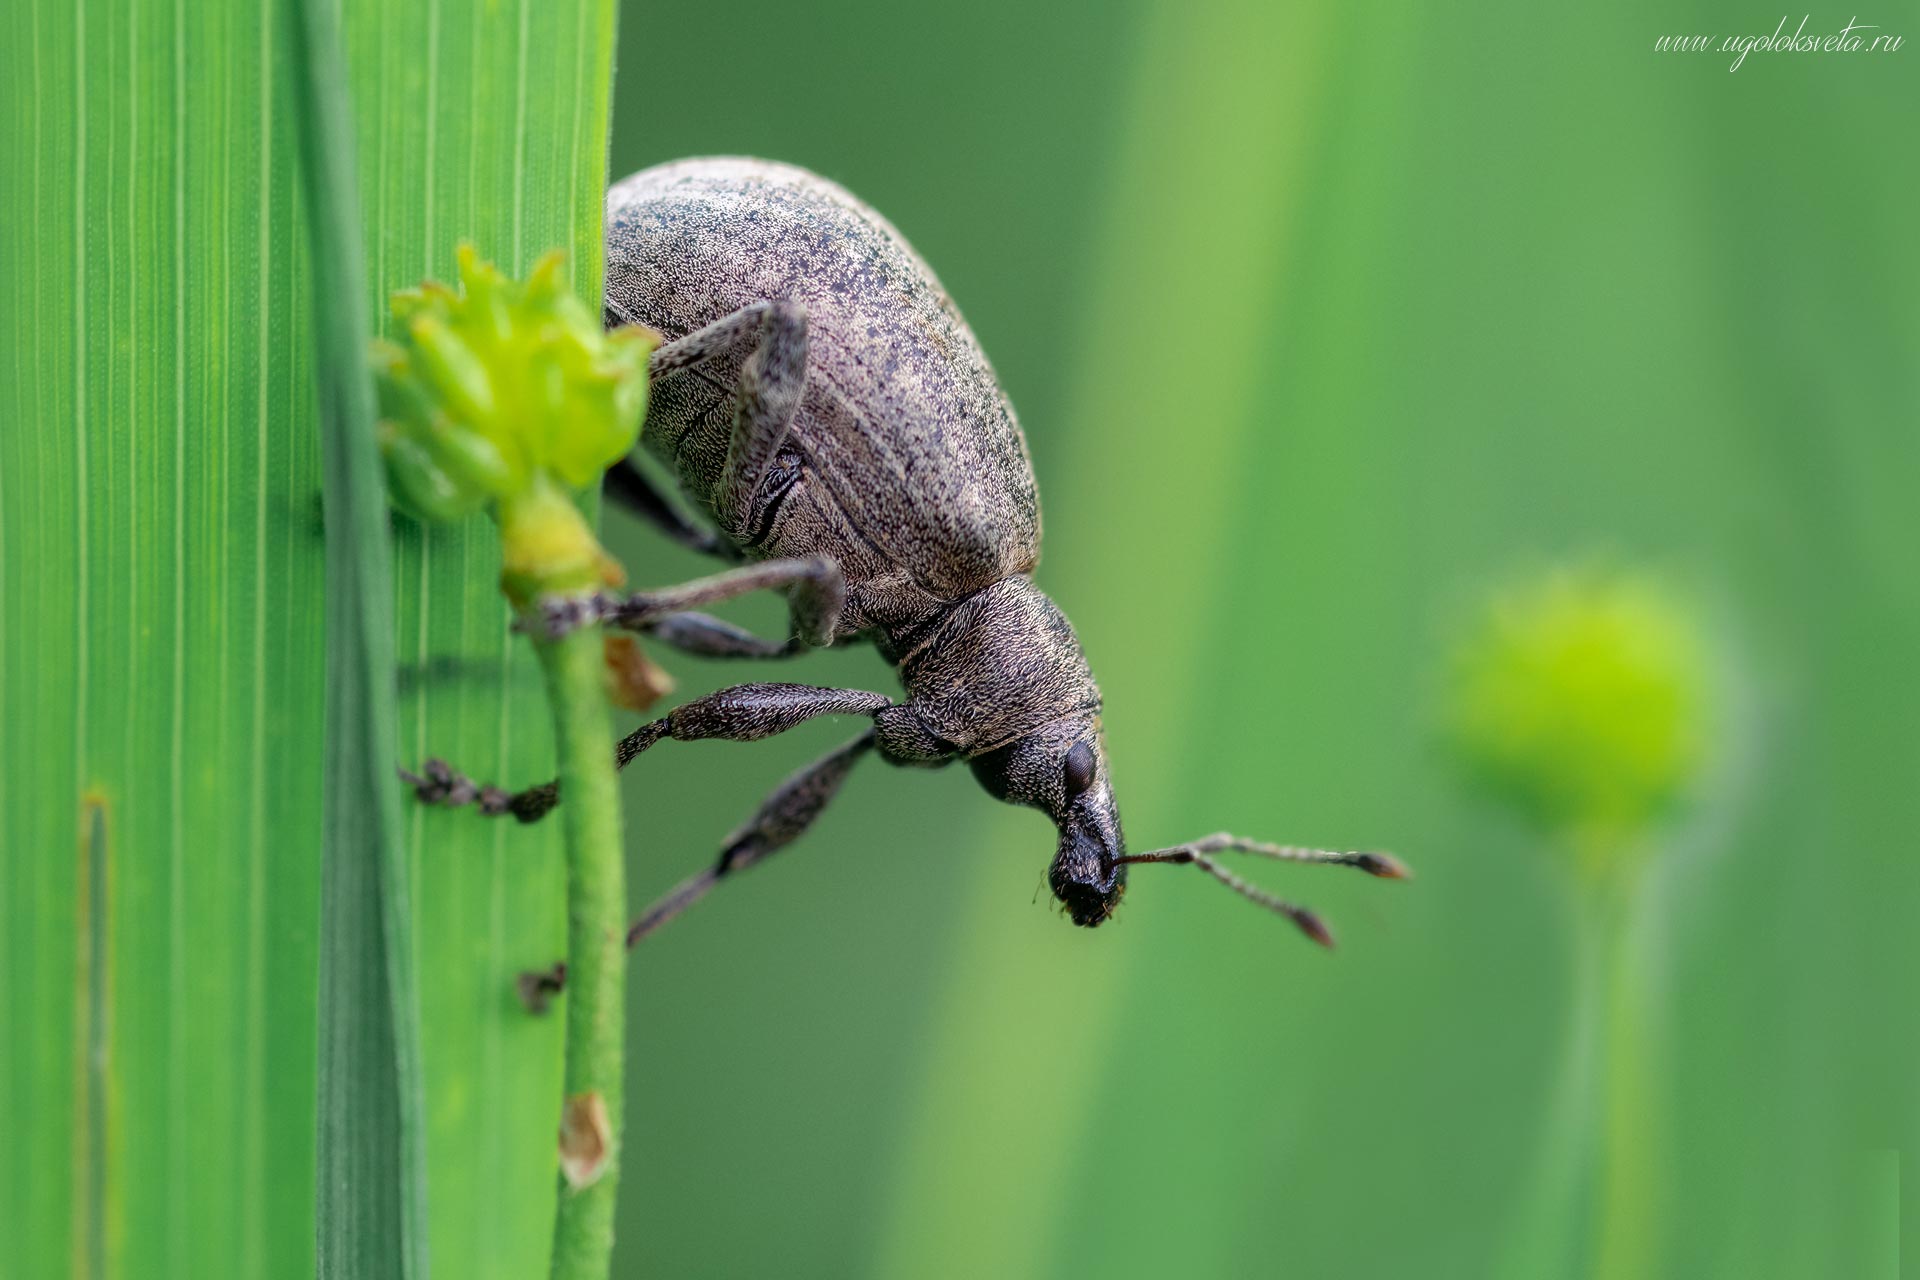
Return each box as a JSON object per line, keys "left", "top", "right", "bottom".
{"left": 603, "top": 632, "right": 673, "bottom": 712}
{"left": 559, "top": 1091, "right": 613, "bottom": 1188}
{"left": 595, "top": 547, "right": 628, "bottom": 590}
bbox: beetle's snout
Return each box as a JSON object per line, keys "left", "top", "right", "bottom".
{"left": 1049, "top": 814, "right": 1127, "bottom": 927}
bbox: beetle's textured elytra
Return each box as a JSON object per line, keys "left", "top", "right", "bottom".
{"left": 413, "top": 157, "right": 1404, "bottom": 956}
{"left": 607, "top": 159, "right": 1044, "bottom": 629}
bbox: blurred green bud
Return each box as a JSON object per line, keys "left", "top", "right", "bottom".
{"left": 373, "top": 245, "right": 661, "bottom": 600}
{"left": 379, "top": 426, "right": 490, "bottom": 524}
{"left": 1446, "top": 565, "right": 1710, "bottom": 869}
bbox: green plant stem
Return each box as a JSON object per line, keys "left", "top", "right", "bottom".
{"left": 535, "top": 624, "right": 627, "bottom": 1280}
{"left": 1492, "top": 874, "right": 1608, "bottom": 1280}
{"left": 1493, "top": 856, "right": 1661, "bottom": 1280}
{"left": 1591, "top": 874, "right": 1659, "bottom": 1280}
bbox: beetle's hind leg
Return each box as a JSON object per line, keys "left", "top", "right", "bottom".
{"left": 603, "top": 454, "right": 741, "bottom": 562}
{"left": 520, "top": 730, "right": 877, "bottom": 1011}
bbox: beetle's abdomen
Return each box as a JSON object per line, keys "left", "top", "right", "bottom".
{"left": 605, "top": 158, "right": 1042, "bottom": 604}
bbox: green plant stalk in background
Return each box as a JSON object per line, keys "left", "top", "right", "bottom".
{"left": 872, "top": 6, "right": 1339, "bottom": 1271}
{"left": 1588, "top": 864, "right": 1661, "bottom": 1280}
{"left": 1492, "top": 873, "right": 1608, "bottom": 1280}
{"left": 1494, "top": 860, "right": 1661, "bottom": 1280}
{"left": 287, "top": 0, "right": 431, "bottom": 1272}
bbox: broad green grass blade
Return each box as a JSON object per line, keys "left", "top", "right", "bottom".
{"left": 0, "top": 1, "right": 619, "bottom": 1277}
{"left": 1, "top": 3, "right": 325, "bottom": 1276}
{"left": 288, "top": 0, "right": 429, "bottom": 1273}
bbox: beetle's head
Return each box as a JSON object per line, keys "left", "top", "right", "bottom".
{"left": 968, "top": 720, "right": 1127, "bottom": 927}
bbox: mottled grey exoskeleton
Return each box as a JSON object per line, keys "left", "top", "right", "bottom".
{"left": 412, "top": 158, "right": 1405, "bottom": 959}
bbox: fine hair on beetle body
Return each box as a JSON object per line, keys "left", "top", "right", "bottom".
{"left": 405, "top": 156, "right": 1406, "bottom": 991}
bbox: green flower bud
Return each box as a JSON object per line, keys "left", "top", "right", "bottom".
{"left": 372, "top": 245, "right": 661, "bottom": 601}
{"left": 1446, "top": 564, "right": 1710, "bottom": 871}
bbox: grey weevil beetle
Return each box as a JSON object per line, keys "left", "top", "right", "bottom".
{"left": 410, "top": 157, "right": 1406, "bottom": 963}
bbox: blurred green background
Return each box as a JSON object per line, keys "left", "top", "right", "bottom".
{"left": 600, "top": 1, "right": 1917, "bottom": 1277}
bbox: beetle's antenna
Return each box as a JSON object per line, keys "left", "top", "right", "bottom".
{"left": 1116, "top": 848, "right": 1335, "bottom": 946}
{"left": 1130, "top": 833, "right": 1408, "bottom": 878}
{"left": 1117, "top": 834, "right": 1409, "bottom": 947}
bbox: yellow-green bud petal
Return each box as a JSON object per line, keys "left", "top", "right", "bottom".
{"left": 408, "top": 313, "right": 497, "bottom": 426}
{"left": 382, "top": 428, "right": 490, "bottom": 523}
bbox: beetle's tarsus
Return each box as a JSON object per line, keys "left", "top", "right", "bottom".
{"left": 412, "top": 685, "right": 887, "bottom": 832}
{"left": 511, "top": 558, "right": 847, "bottom": 660}
{"left": 403, "top": 757, "right": 477, "bottom": 806}
{"left": 517, "top": 961, "right": 568, "bottom": 1015}
{"left": 399, "top": 759, "right": 538, "bottom": 820}
{"left": 515, "top": 590, "right": 618, "bottom": 640}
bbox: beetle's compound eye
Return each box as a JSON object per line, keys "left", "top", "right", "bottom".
{"left": 1062, "top": 740, "right": 1097, "bottom": 799}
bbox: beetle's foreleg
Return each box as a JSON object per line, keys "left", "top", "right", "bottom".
{"left": 644, "top": 612, "right": 800, "bottom": 660}
{"left": 404, "top": 681, "right": 893, "bottom": 824}
{"left": 518, "top": 730, "right": 878, "bottom": 1012}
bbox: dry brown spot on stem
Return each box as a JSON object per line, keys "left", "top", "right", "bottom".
{"left": 558, "top": 1092, "right": 613, "bottom": 1189}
